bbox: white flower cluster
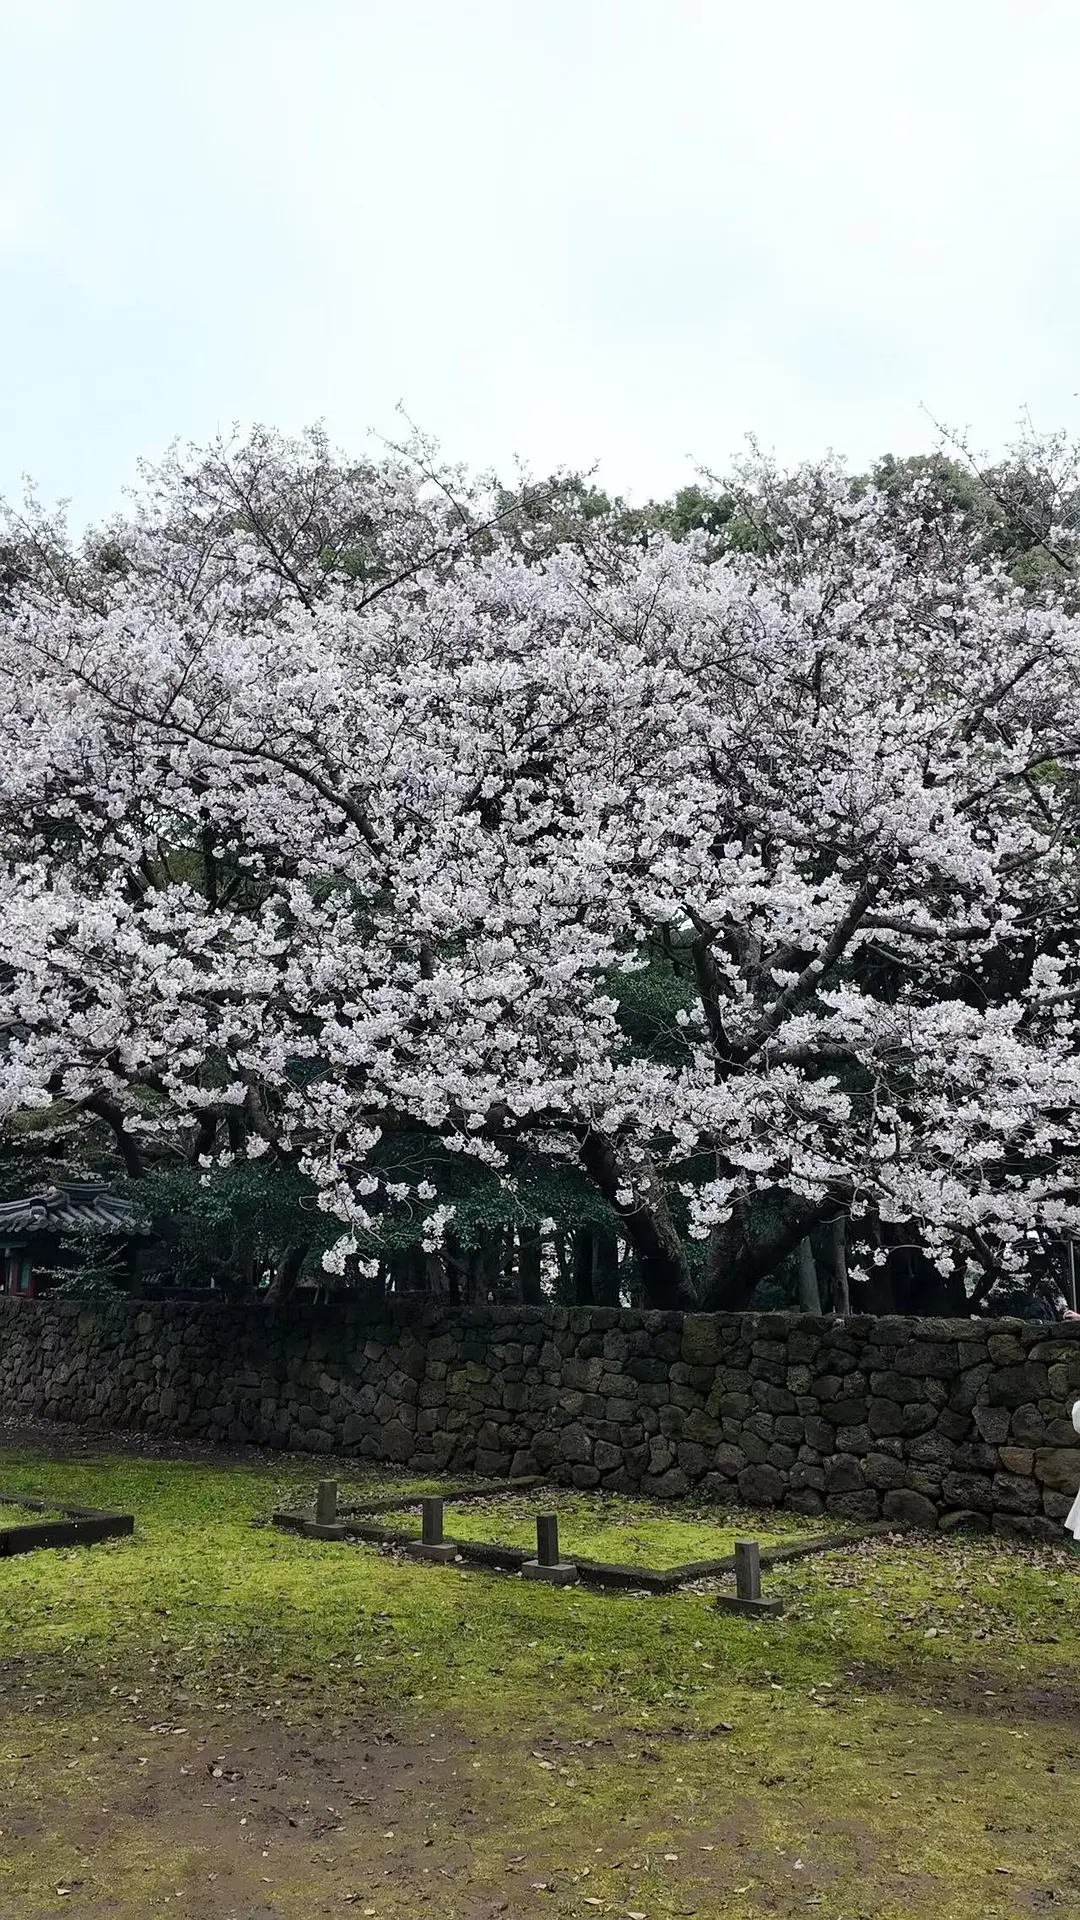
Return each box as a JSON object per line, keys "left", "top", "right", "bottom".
{"left": 2, "top": 427, "right": 1080, "bottom": 1294}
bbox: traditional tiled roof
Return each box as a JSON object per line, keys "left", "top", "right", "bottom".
{"left": 0, "top": 1182, "right": 147, "bottom": 1237}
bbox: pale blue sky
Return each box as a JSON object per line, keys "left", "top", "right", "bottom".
{"left": 3, "top": 0, "right": 1080, "bottom": 528}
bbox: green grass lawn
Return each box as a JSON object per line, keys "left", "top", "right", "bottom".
{"left": 374, "top": 1490, "right": 846, "bottom": 1566}
{"left": 0, "top": 1502, "right": 70, "bottom": 1527}
{"left": 1, "top": 1446, "right": 1079, "bottom": 1919}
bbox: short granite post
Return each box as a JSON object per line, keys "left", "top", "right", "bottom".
{"left": 537, "top": 1514, "right": 559, "bottom": 1566}
{"left": 305, "top": 1479, "right": 344, "bottom": 1539}
{"left": 714, "top": 1539, "right": 783, "bottom": 1617}
{"left": 408, "top": 1496, "right": 457, "bottom": 1563}
{"left": 736, "top": 1538, "right": 761, "bottom": 1600}
{"left": 522, "top": 1513, "right": 578, "bottom": 1586}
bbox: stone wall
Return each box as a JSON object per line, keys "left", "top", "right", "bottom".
{"left": 3, "top": 1298, "right": 1080, "bottom": 1538}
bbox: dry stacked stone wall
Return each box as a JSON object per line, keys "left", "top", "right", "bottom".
{"left": 2, "top": 1298, "right": 1080, "bottom": 1538}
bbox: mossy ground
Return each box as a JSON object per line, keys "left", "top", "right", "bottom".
{"left": 0, "top": 1444, "right": 1078, "bottom": 1918}
{"left": 374, "top": 1490, "right": 843, "bottom": 1566}
{"left": 0, "top": 1502, "right": 69, "bottom": 1527}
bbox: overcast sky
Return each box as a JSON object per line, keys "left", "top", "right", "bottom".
{"left": 3, "top": 0, "right": 1080, "bottom": 527}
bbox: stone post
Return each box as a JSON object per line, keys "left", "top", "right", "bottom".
{"left": 409, "top": 1494, "right": 457, "bottom": 1563}
{"left": 523, "top": 1512, "right": 578, "bottom": 1585}
{"left": 714, "top": 1537, "right": 783, "bottom": 1617}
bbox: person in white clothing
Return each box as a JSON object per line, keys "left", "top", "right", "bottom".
{"left": 1067, "top": 1398, "right": 1080, "bottom": 1544}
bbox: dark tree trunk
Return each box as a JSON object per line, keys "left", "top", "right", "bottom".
{"left": 468, "top": 1229, "right": 503, "bottom": 1303}
{"left": 424, "top": 1250, "right": 451, "bottom": 1296}
{"left": 395, "top": 1247, "right": 428, "bottom": 1294}
{"left": 572, "top": 1228, "right": 595, "bottom": 1305}
{"left": 186, "top": 1112, "right": 218, "bottom": 1164}
{"left": 796, "top": 1237, "right": 822, "bottom": 1314}
{"left": 576, "top": 1132, "right": 698, "bottom": 1310}
{"left": 848, "top": 1217, "right": 894, "bottom": 1313}
{"left": 623, "top": 1255, "right": 645, "bottom": 1309}
{"left": 594, "top": 1229, "right": 621, "bottom": 1306}
{"left": 495, "top": 1223, "right": 518, "bottom": 1300}
{"left": 814, "top": 1216, "right": 850, "bottom": 1315}
{"left": 443, "top": 1232, "right": 466, "bottom": 1305}
{"left": 518, "top": 1229, "right": 544, "bottom": 1305}
{"left": 701, "top": 1194, "right": 828, "bottom": 1311}
{"left": 82, "top": 1093, "right": 145, "bottom": 1180}
{"left": 553, "top": 1233, "right": 574, "bottom": 1303}
{"left": 263, "top": 1240, "right": 305, "bottom": 1316}
{"left": 887, "top": 1232, "right": 958, "bottom": 1315}
{"left": 931, "top": 1240, "right": 971, "bottom": 1316}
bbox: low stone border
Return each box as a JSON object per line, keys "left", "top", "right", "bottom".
{"left": 0, "top": 1491, "right": 135, "bottom": 1556}
{"left": 271, "top": 1482, "right": 890, "bottom": 1592}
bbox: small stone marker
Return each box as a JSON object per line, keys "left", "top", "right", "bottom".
{"left": 536, "top": 1513, "right": 560, "bottom": 1566}
{"left": 409, "top": 1495, "right": 458, "bottom": 1563}
{"left": 522, "top": 1512, "right": 578, "bottom": 1586}
{"left": 714, "top": 1538, "right": 783, "bottom": 1617}
{"left": 305, "top": 1479, "right": 344, "bottom": 1539}
{"left": 735, "top": 1538, "right": 762, "bottom": 1600}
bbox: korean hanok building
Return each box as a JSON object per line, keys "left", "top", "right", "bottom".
{"left": 0, "top": 1183, "right": 148, "bottom": 1299}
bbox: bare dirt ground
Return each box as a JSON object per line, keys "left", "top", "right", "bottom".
{"left": 5, "top": 1717, "right": 507, "bottom": 1920}
{"left": 3, "top": 1710, "right": 963, "bottom": 1920}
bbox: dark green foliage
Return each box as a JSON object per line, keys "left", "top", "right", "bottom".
{"left": 52, "top": 1262, "right": 124, "bottom": 1299}
{"left": 871, "top": 451, "right": 985, "bottom": 516}
{"left": 871, "top": 449, "right": 1080, "bottom": 591}
{"left": 32, "top": 1229, "right": 129, "bottom": 1298}
{"left": 361, "top": 1131, "right": 618, "bottom": 1254}
{"left": 125, "top": 1165, "right": 338, "bottom": 1290}
{"left": 609, "top": 952, "right": 696, "bottom": 1065}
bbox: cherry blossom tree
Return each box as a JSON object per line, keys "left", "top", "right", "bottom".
{"left": 3, "top": 427, "right": 1080, "bottom": 1312}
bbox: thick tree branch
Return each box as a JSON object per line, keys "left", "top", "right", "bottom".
{"left": 736, "top": 880, "right": 881, "bottom": 1060}
{"left": 81, "top": 1092, "right": 145, "bottom": 1180}
{"left": 575, "top": 1128, "right": 699, "bottom": 1310}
